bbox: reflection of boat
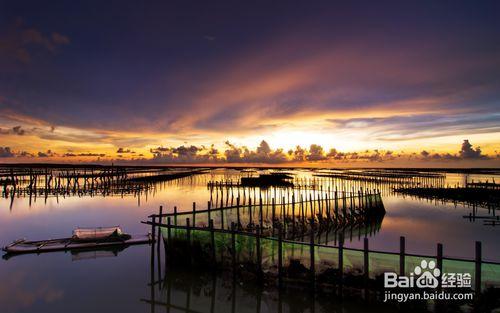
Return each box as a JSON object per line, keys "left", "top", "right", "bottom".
{"left": 2, "top": 226, "right": 152, "bottom": 258}
{"left": 71, "top": 247, "right": 125, "bottom": 261}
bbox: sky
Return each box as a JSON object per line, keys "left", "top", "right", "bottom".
{"left": 1, "top": 1, "right": 499, "bottom": 166}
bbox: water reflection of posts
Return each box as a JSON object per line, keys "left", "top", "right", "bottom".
{"left": 231, "top": 222, "right": 236, "bottom": 278}
{"left": 209, "top": 219, "right": 216, "bottom": 264}
{"left": 150, "top": 216, "right": 156, "bottom": 313}
{"left": 437, "top": 242, "right": 443, "bottom": 288}
{"left": 475, "top": 241, "right": 481, "bottom": 293}
{"left": 278, "top": 225, "right": 283, "bottom": 288}
{"left": 364, "top": 237, "right": 369, "bottom": 281}
{"left": 309, "top": 219, "right": 315, "bottom": 286}
{"left": 167, "top": 217, "right": 172, "bottom": 263}
{"left": 256, "top": 226, "right": 262, "bottom": 280}
{"left": 145, "top": 244, "right": 285, "bottom": 313}
{"left": 157, "top": 206, "right": 163, "bottom": 256}
{"left": 339, "top": 232, "right": 344, "bottom": 287}
{"left": 400, "top": 236, "right": 405, "bottom": 276}
{"left": 186, "top": 218, "right": 191, "bottom": 266}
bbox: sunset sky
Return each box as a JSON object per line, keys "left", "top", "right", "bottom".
{"left": 1, "top": 1, "right": 499, "bottom": 166}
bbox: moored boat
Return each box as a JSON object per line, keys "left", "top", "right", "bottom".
{"left": 2, "top": 226, "right": 152, "bottom": 257}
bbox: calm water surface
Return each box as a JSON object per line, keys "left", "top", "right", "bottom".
{"left": 0, "top": 169, "right": 498, "bottom": 313}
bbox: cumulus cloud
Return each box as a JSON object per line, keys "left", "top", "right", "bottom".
{"left": 224, "top": 140, "right": 287, "bottom": 164}
{"left": 459, "top": 139, "right": 484, "bottom": 159}
{"left": 307, "top": 144, "right": 327, "bottom": 161}
{"left": 289, "top": 146, "right": 307, "bottom": 161}
{"left": 116, "top": 147, "right": 135, "bottom": 154}
{"left": 0, "top": 147, "right": 15, "bottom": 158}
{"left": 224, "top": 141, "right": 244, "bottom": 162}
{"left": 418, "top": 140, "right": 488, "bottom": 161}
{"left": 18, "top": 151, "right": 34, "bottom": 157}
{"left": 149, "top": 140, "right": 288, "bottom": 164}
{"left": 37, "top": 150, "right": 56, "bottom": 158}
{"left": 146, "top": 140, "right": 405, "bottom": 164}
{"left": 0, "top": 147, "right": 33, "bottom": 158}
{"left": 151, "top": 145, "right": 218, "bottom": 163}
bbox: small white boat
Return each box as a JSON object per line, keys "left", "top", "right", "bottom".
{"left": 2, "top": 226, "right": 152, "bottom": 257}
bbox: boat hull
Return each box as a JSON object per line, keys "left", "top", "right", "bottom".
{"left": 2, "top": 234, "right": 152, "bottom": 256}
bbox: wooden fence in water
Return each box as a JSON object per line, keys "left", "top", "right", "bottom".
{"left": 0, "top": 166, "right": 206, "bottom": 200}
{"left": 207, "top": 173, "right": 447, "bottom": 204}
{"left": 144, "top": 191, "right": 500, "bottom": 293}
{"left": 148, "top": 189, "right": 385, "bottom": 239}
{"left": 146, "top": 218, "right": 500, "bottom": 293}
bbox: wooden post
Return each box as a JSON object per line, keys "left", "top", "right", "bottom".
{"left": 272, "top": 198, "right": 276, "bottom": 235}
{"left": 301, "top": 195, "right": 305, "bottom": 224}
{"left": 259, "top": 197, "right": 263, "bottom": 235}
{"left": 360, "top": 188, "right": 364, "bottom": 210}
{"left": 437, "top": 243, "right": 443, "bottom": 273}
{"left": 207, "top": 201, "right": 211, "bottom": 225}
{"left": 342, "top": 192, "right": 347, "bottom": 221}
{"left": 318, "top": 192, "right": 322, "bottom": 218}
{"left": 249, "top": 198, "right": 253, "bottom": 228}
{"left": 324, "top": 192, "right": 330, "bottom": 222}
{"left": 167, "top": 217, "right": 172, "bottom": 246}
{"left": 174, "top": 206, "right": 178, "bottom": 225}
{"left": 475, "top": 241, "right": 481, "bottom": 293}
{"left": 220, "top": 188, "right": 223, "bottom": 208}
{"left": 309, "top": 194, "right": 314, "bottom": 221}
{"left": 350, "top": 189, "right": 353, "bottom": 213}
{"left": 236, "top": 197, "right": 241, "bottom": 228}
{"left": 192, "top": 202, "right": 196, "bottom": 226}
{"left": 334, "top": 190, "right": 339, "bottom": 221}
{"left": 400, "top": 236, "right": 405, "bottom": 276}
{"left": 221, "top": 202, "right": 225, "bottom": 229}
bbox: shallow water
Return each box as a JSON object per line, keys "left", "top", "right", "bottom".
{"left": 0, "top": 168, "right": 498, "bottom": 313}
